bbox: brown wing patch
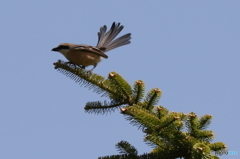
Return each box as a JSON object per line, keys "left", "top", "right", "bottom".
{"left": 71, "top": 45, "right": 108, "bottom": 58}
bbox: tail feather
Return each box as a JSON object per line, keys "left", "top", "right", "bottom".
{"left": 96, "top": 22, "right": 131, "bottom": 52}
{"left": 97, "top": 25, "right": 107, "bottom": 46}
{"left": 105, "top": 33, "right": 131, "bottom": 51}
{"left": 101, "top": 23, "right": 124, "bottom": 47}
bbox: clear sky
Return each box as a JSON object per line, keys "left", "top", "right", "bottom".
{"left": 0, "top": 1, "right": 239, "bottom": 159}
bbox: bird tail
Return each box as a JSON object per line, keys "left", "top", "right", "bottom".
{"left": 96, "top": 22, "right": 131, "bottom": 52}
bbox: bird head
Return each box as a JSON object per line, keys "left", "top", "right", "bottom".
{"left": 52, "top": 43, "right": 75, "bottom": 56}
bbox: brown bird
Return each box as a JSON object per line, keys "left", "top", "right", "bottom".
{"left": 52, "top": 22, "right": 131, "bottom": 71}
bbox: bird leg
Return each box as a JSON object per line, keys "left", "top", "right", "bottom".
{"left": 66, "top": 61, "right": 85, "bottom": 70}
{"left": 79, "top": 65, "right": 86, "bottom": 69}
{"left": 87, "top": 63, "right": 97, "bottom": 73}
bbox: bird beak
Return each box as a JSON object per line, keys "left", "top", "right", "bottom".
{"left": 51, "top": 47, "right": 59, "bottom": 51}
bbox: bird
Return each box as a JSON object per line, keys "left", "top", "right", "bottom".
{"left": 52, "top": 22, "right": 131, "bottom": 72}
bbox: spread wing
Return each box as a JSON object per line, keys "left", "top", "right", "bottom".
{"left": 71, "top": 44, "right": 108, "bottom": 59}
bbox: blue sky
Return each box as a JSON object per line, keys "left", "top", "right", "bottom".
{"left": 1, "top": 1, "right": 239, "bottom": 159}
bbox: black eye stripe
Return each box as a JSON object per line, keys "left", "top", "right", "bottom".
{"left": 58, "top": 45, "right": 70, "bottom": 50}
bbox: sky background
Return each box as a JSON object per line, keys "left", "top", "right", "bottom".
{"left": 0, "top": 1, "right": 239, "bottom": 159}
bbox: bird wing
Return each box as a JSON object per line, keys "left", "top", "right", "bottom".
{"left": 71, "top": 45, "right": 108, "bottom": 59}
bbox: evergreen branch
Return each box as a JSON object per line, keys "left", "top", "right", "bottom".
{"left": 199, "top": 115, "right": 212, "bottom": 130}
{"left": 98, "top": 154, "right": 133, "bottom": 159}
{"left": 150, "top": 146, "right": 193, "bottom": 159}
{"left": 185, "top": 113, "right": 200, "bottom": 136}
{"left": 192, "top": 143, "right": 212, "bottom": 159}
{"left": 116, "top": 141, "right": 138, "bottom": 156}
{"left": 85, "top": 100, "right": 127, "bottom": 115}
{"left": 54, "top": 60, "right": 226, "bottom": 159}
{"left": 144, "top": 113, "right": 188, "bottom": 150}
{"left": 121, "top": 105, "right": 161, "bottom": 130}
{"left": 194, "top": 130, "right": 214, "bottom": 142}
{"left": 132, "top": 80, "right": 145, "bottom": 104}
{"left": 99, "top": 151, "right": 181, "bottom": 159}
{"left": 123, "top": 106, "right": 187, "bottom": 149}
{"left": 140, "top": 152, "right": 180, "bottom": 159}
{"left": 152, "top": 123, "right": 186, "bottom": 148}
{"left": 54, "top": 60, "right": 121, "bottom": 98}
{"left": 144, "top": 134, "right": 170, "bottom": 148}
{"left": 185, "top": 113, "right": 216, "bottom": 143}
{"left": 208, "top": 142, "right": 226, "bottom": 151}
{"left": 108, "top": 72, "right": 132, "bottom": 101}
{"left": 153, "top": 106, "right": 169, "bottom": 119}
{"left": 142, "top": 88, "right": 162, "bottom": 110}
{"left": 146, "top": 133, "right": 216, "bottom": 159}
{"left": 156, "top": 112, "right": 183, "bottom": 130}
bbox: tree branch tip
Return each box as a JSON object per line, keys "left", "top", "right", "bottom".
{"left": 53, "top": 62, "right": 59, "bottom": 69}
{"left": 136, "top": 81, "right": 144, "bottom": 85}
{"left": 157, "top": 106, "right": 162, "bottom": 110}
{"left": 109, "top": 73, "right": 116, "bottom": 77}
{"left": 174, "top": 116, "right": 181, "bottom": 120}
{"left": 154, "top": 89, "right": 161, "bottom": 93}
{"left": 189, "top": 114, "right": 197, "bottom": 117}
{"left": 120, "top": 108, "right": 127, "bottom": 112}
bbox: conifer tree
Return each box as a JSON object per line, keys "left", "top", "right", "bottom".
{"left": 54, "top": 60, "right": 226, "bottom": 159}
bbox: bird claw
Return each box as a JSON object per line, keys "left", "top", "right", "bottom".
{"left": 86, "top": 70, "right": 93, "bottom": 74}
{"left": 66, "top": 61, "right": 95, "bottom": 74}
{"left": 66, "top": 61, "right": 86, "bottom": 70}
